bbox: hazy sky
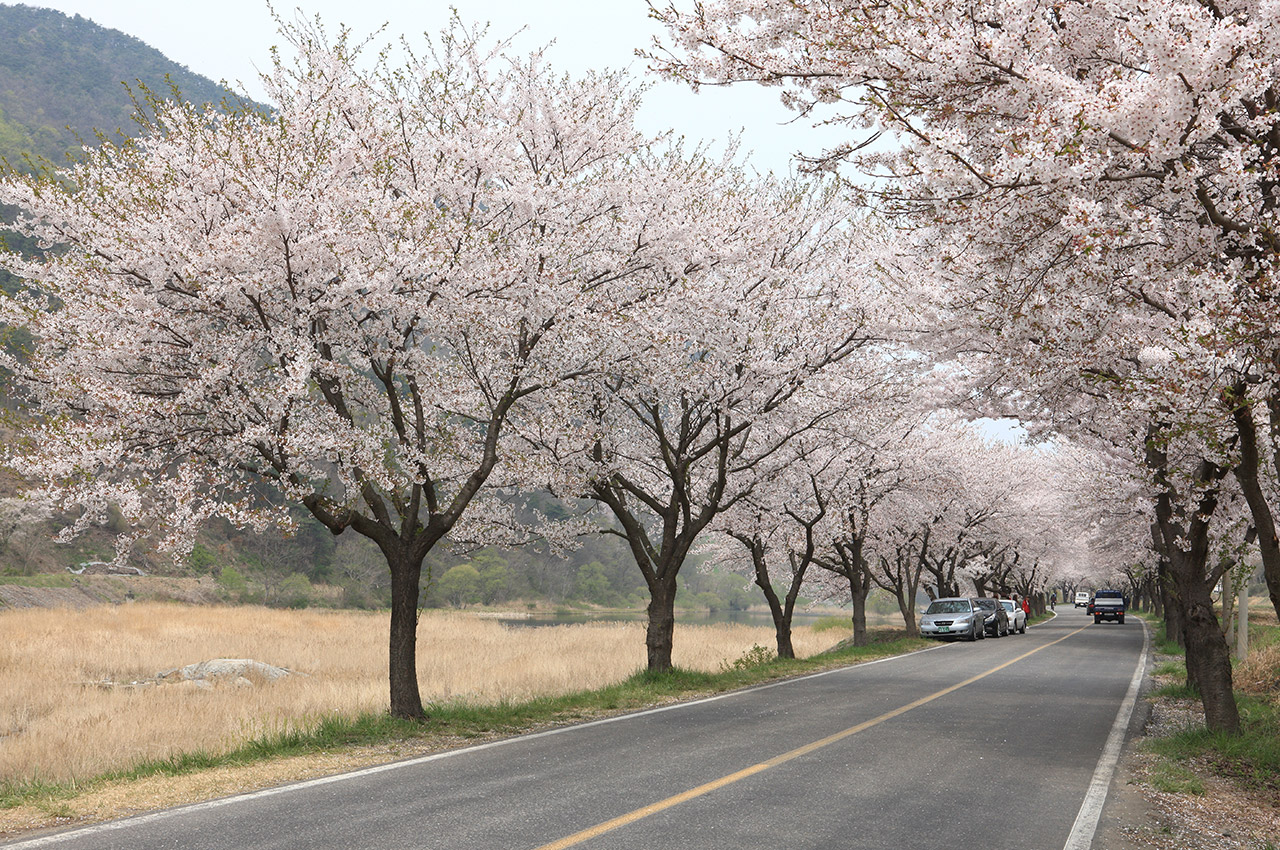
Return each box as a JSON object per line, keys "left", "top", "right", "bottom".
{"left": 21, "top": 0, "right": 848, "bottom": 175}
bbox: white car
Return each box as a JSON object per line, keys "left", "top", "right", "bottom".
{"left": 1075, "top": 591, "right": 1091, "bottom": 608}
{"left": 999, "top": 599, "right": 1027, "bottom": 633}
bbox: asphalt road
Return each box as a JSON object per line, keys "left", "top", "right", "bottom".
{"left": 7, "top": 608, "right": 1148, "bottom": 850}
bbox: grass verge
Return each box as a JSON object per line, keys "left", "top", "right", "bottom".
{"left": 0, "top": 630, "right": 931, "bottom": 813}
{"left": 1139, "top": 612, "right": 1280, "bottom": 799}
{"left": 0, "top": 574, "right": 73, "bottom": 587}
{"left": 1145, "top": 692, "right": 1280, "bottom": 795}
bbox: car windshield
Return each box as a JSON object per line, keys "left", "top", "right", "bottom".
{"left": 925, "top": 600, "right": 970, "bottom": 614}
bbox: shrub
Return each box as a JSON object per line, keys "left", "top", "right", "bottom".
{"left": 695, "top": 591, "right": 725, "bottom": 614}
{"left": 277, "top": 573, "right": 312, "bottom": 609}
{"left": 720, "top": 643, "right": 775, "bottom": 672}
{"left": 216, "top": 565, "right": 248, "bottom": 600}
{"left": 187, "top": 544, "right": 217, "bottom": 575}
{"left": 437, "top": 564, "right": 482, "bottom": 608}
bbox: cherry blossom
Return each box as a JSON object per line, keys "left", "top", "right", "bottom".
{"left": 0, "top": 18, "right": 820, "bottom": 716}
{"left": 650, "top": 0, "right": 1278, "bottom": 732}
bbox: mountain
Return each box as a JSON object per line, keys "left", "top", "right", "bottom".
{"left": 0, "top": 3, "right": 240, "bottom": 165}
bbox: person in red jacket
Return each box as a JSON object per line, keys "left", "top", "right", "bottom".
{"left": 1021, "top": 596, "right": 1031, "bottom": 617}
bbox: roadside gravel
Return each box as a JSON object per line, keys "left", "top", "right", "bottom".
{"left": 1097, "top": 676, "right": 1279, "bottom": 849}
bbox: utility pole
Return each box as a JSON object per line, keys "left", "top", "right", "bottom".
{"left": 1236, "top": 577, "right": 1249, "bottom": 660}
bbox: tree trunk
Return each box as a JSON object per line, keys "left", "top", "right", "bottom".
{"left": 646, "top": 577, "right": 678, "bottom": 671}
{"left": 387, "top": 554, "right": 426, "bottom": 720}
{"left": 1178, "top": 582, "right": 1240, "bottom": 733}
{"left": 753, "top": 553, "right": 796, "bottom": 659}
{"left": 1230, "top": 394, "right": 1280, "bottom": 621}
{"left": 1146, "top": 431, "right": 1239, "bottom": 733}
{"left": 1152, "top": 521, "right": 1183, "bottom": 647}
{"left": 848, "top": 565, "right": 871, "bottom": 646}
{"left": 772, "top": 615, "right": 796, "bottom": 660}
{"left": 1161, "top": 563, "right": 1184, "bottom": 648}
{"left": 894, "top": 588, "right": 918, "bottom": 637}
{"left": 1264, "top": 390, "right": 1280, "bottom": 620}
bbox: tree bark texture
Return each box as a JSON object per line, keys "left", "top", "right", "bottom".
{"left": 894, "top": 588, "right": 918, "bottom": 637}
{"left": 1230, "top": 392, "right": 1280, "bottom": 621}
{"left": 752, "top": 546, "right": 797, "bottom": 660}
{"left": 646, "top": 577, "right": 678, "bottom": 671}
{"left": 388, "top": 554, "right": 426, "bottom": 719}
{"left": 848, "top": 566, "right": 871, "bottom": 646}
{"left": 1146, "top": 429, "right": 1240, "bottom": 733}
{"left": 1151, "top": 521, "right": 1184, "bottom": 648}
{"left": 1173, "top": 561, "right": 1240, "bottom": 733}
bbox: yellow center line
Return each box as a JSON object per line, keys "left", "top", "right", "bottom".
{"left": 533, "top": 626, "right": 1090, "bottom": 850}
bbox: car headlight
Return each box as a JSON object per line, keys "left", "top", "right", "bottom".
{"left": 985, "top": 614, "right": 996, "bottom": 622}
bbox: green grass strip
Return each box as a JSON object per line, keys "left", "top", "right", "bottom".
{"left": 1146, "top": 691, "right": 1280, "bottom": 791}
{"left": 0, "top": 574, "right": 74, "bottom": 587}
{"left": 1140, "top": 614, "right": 1280, "bottom": 795}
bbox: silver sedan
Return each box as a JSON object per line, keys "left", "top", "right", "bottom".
{"left": 920, "top": 597, "right": 984, "bottom": 641}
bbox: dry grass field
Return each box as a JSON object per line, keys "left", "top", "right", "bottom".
{"left": 0, "top": 603, "right": 845, "bottom": 786}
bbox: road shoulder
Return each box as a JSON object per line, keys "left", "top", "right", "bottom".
{"left": 1092, "top": 632, "right": 1280, "bottom": 850}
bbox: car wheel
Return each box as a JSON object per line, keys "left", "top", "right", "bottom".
{"left": 968, "top": 623, "right": 980, "bottom": 642}
{"left": 1020, "top": 621, "right": 1027, "bottom": 634}
{"left": 1094, "top": 615, "right": 1101, "bottom": 624}
{"left": 1119, "top": 616, "right": 1125, "bottom": 624}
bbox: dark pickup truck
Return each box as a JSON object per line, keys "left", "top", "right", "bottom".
{"left": 1092, "top": 590, "right": 1126, "bottom": 624}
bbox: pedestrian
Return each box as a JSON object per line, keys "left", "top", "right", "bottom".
{"left": 1021, "top": 596, "right": 1031, "bottom": 617}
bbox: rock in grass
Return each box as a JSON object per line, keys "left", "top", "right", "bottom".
{"left": 156, "top": 659, "right": 299, "bottom": 684}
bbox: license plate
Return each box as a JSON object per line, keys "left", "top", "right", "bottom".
{"left": 938, "top": 626, "right": 950, "bottom": 633}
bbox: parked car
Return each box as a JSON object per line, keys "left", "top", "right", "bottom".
{"left": 973, "top": 597, "right": 1010, "bottom": 637}
{"left": 1092, "top": 589, "right": 1126, "bottom": 624}
{"left": 999, "top": 599, "right": 1027, "bottom": 634}
{"left": 920, "top": 598, "right": 985, "bottom": 641}
{"left": 1074, "top": 591, "right": 1091, "bottom": 608}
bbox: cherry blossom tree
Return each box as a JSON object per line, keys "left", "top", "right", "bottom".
{"left": 531, "top": 191, "right": 897, "bottom": 670}
{"left": 707, "top": 459, "right": 827, "bottom": 659}
{"left": 1052, "top": 440, "right": 1163, "bottom": 609}
{"left": 805, "top": 434, "right": 911, "bottom": 643}
{"left": 650, "top": 0, "right": 1279, "bottom": 733}
{"left": 857, "top": 424, "right": 1060, "bottom": 627}
{"left": 708, "top": 399, "right": 917, "bottom": 654}
{"left": 0, "top": 19, "right": 793, "bottom": 718}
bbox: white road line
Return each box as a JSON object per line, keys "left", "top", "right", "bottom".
{"left": 1062, "top": 619, "right": 1150, "bottom": 850}
{"left": 2, "top": 643, "right": 947, "bottom": 848}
